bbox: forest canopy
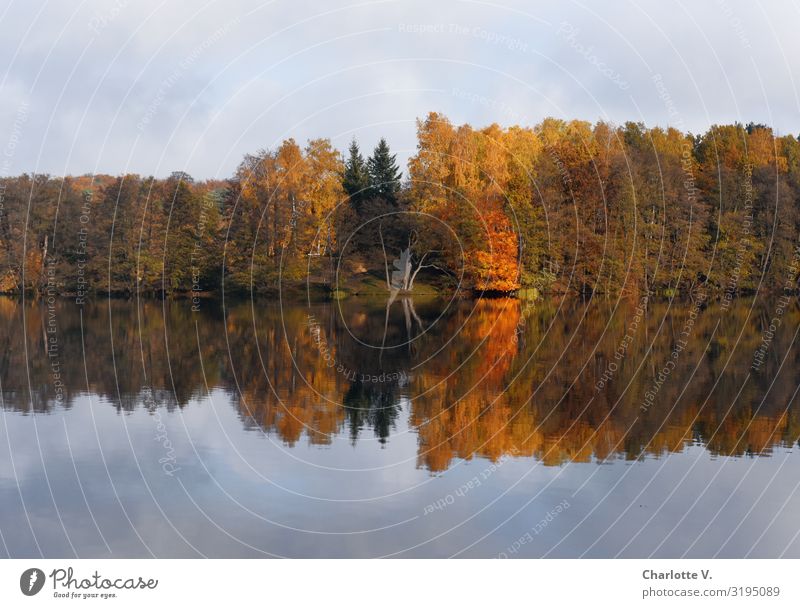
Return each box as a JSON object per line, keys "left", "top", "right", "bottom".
{"left": 1, "top": 113, "right": 798, "bottom": 299}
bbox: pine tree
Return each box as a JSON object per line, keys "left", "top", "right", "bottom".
{"left": 342, "top": 138, "right": 370, "bottom": 211}
{"left": 367, "top": 138, "right": 402, "bottom": 204}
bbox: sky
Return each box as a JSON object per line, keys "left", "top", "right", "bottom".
{"left": 0, "top": 0, "right": 798, "bottom": 180}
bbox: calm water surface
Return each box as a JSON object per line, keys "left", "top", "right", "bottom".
{"left": 1, "top": 294, "right": 799, "bottom": 557}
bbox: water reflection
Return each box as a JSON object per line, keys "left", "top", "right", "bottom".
{"left": 2, "top": 294, "right": 798, "bottom": 470}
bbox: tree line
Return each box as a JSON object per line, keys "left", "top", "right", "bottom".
{"left": 1, "top": 113, "right": 798, "bottom": 297}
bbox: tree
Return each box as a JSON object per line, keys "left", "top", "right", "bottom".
{"left": 408, "top": 113, "right": 520, "bottom": 292}
{"left": 367, "top": 138, "right": 402, "bottom": 204}
{"left": 163, "top": 174, "right": 201, "bottom": 292}
{"left": 342, "top": 139, "right": 370, "bottom": 212}
{"left": 303, "top": 139, "right": 345, "bottom": 257}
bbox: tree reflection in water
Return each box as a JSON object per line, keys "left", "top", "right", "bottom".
{"left": 0, "top": 294, "right": 798, "bottom": 472}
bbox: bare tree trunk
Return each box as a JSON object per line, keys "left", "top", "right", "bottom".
{"left": 406, "top": 297, "right": 424, "bottom": 331}
{"left": 408, "top": 251, "right": 429, "bottom": 291}
{"left": 402, "top": 249, "right": 411, "bottom": 290}
{"left": 379, "top": 222, "right": 391, "bottom": 290}
{"left": 379, "top": 288, "right": 399, "bottom": 365}
{"left": 39, "top": 234, "right": 48, "bottom": 292}
{"left": 401, "top": 298, "right": 412, "bottom": 350}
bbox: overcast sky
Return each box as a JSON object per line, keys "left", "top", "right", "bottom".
{"left": 0, "top": 0, "right": 798, "bottom": 179}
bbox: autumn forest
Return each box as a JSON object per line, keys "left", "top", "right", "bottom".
{"left": 1, "top": 112, "right": 799, "bottom": 299}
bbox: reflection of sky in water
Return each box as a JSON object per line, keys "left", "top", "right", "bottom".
{"left": 2, "top": 391, "right": 799, "bottom": 558}
{"left": 1, "top": 295, "right": 798, "bottom": 557}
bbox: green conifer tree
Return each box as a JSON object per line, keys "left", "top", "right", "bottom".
{"left": 367, "top": 138, "right": 402, "bottom": 204}
{"left": 342, "top": 138, "right": 370, "bottom": 211}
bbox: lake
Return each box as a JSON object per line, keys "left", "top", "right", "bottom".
{"left": 0, "top": 293, "right": 798, "bottom": 558}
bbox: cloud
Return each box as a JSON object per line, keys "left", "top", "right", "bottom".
{"left": 0, "top": 0, "right": 797, "bottom": 179}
